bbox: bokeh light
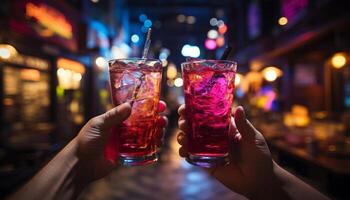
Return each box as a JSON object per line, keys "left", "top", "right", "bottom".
{"left": 95, "top": 56, "right": 106, "bottom": 68}
{"left": 139, "top": 14, "right": 147, "bottom": 22}
{"left": 174, "top": 77, "right": 183, "bottom": 87}
{"left": 235, "top": 73, "right": 243, "bottom": 86}
{"left": 217, "top": 20, "right": 224, "bottom": 27}
{"left": 331, "top": 52, "right": 347, "bottom": 69}
{"left": 210, "top": 18, "right": 218, "bottom": 26}
{"left": 167, "top": 64, "right": 177, "bottom": 79}
{"left": 218, "top": 24, "right": 227, "bottom": 34}
{"left": 278, "top": 17, "right": 288, "bottom": 26}
{"left": 177, "top": 14, "right": 186, "bottom": 23}
{"left": 186, "top": 16, "right": 196, "bottom": 24}
{"left": 207, "top": 29, "right": 218, "bottom": 39}
{"left": 0, "top": 44, "right": 17, "bottom": 59}
{"left": 204, "top": 39, "right": 217, "bottom": 50}
{"left": 262, "top": 66, "right": 283, "bottom": 82}
{"left": 131, "top": 34, "right": 139, "bottom": 43}
{"left": 144, "top": 19, "right": 152, "bottom": 28}
{"left": 181, "top": 44, "right": 200, "bottom": 58}
{"left": 0, "top": 48, "right": 11, "bottom": 59}
{"left": 216, "top": 35, "right": 225, "bottom": 47}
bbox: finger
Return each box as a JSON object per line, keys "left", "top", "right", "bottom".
{"left": 178, "top": 119, "right": 189, "bottom": 133}
{"left": 234, "top": 106, "right": 257, "bottom": 142}
{"left": 179, "top": 146, "right": 188, "bottom": 157}
{"left": 156, "top": 128, "right": 165, "bottom": 146}
{"left": 177, "top": 131, "right": 188, "bottom": 146}
{"left": 178, "top": 104, "right": 186, "bottom": 116}
{"left": 178, "top": 115, "right": 185, "bottom": 121}
{"left": 229, "top": 116, "right": 238, "bottom": 140}
{"left": 234, "top": 133, "right": 242, "bottom": 142}
{"left": 157, "top": 116, "right": 168, "bottom": 128}
{"left": 93, "top": 102, "right": 131, "bottom": 130}
{"left": 158, "top": 100, "right": 167, "bottom": 113}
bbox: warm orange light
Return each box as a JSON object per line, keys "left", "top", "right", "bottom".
{"left": 0, "top": 44, "right": 18, "bottom": 59}
{"left": 95, "top": 56, "right": 106, "bottom": 68}
{"left": 331, "top": 52, "right": 347, "bottom": 69}
{"left": 235, "top": 73, "right": 242, "bottom": 86}
{"left": 57, "top": 58, "right": 85, "bottom": 74}
{"left": 167, "top": 79, "right": 174, "bottom": 87}
{"left": 278, "top": 17, "right": 288, "bottom": 26}
{"left": 3, "top": 98, "right": 14, "bottom": 106}
{"left": 218, "top": 24, "right": 227, "bottom": 34}
{"left": 26, "top": 2, "right": 73, "bottom": 39}
{"left": 167, "top": 64, "right": 177, "bottom": 79}
{"left": 216, "top": 36, "right": 225, "bottom": 47}
{"left": 20, "top": 69, "right": 41, "bottom": 81}
{"left": 262, "top": 66, "right": 283, "bottom": 82}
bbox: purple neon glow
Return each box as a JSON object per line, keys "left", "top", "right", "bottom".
{"left": 281, "top": 0, "right": 308, "bottom": 22}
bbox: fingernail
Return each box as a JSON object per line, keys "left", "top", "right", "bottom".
{"left": 237, "top": 106, "right": 246, "bottom": 119}
{"left": 158, "top": 101, "right": 166, "bottom": 112}
{"left": 177, "top": 133, "right": 184, "bottom": 141}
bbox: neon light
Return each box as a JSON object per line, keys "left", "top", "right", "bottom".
{"left": 26, "top": 2, "right": 73, "bottom": 39}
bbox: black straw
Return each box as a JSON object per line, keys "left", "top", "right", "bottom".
{"left": 220, "top": 46, "right": 232, "bottom": 60}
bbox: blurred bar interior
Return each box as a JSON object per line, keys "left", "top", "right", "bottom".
{"left": 0, "top": 0, "right": 350, "bottom": 199}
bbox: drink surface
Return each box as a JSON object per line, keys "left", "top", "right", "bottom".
{"left": 109, "top": 61, "right": 162, "bottom": 157}
{"left": 183, "top": 65, "right": 235, "bottom": 157}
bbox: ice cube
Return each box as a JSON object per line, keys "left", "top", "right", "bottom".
{"left": 113, "top": 70, "right": 141, "bottom": 89}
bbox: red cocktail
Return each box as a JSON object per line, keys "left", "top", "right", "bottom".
{"left": 182, "top": 60, "right": 236, "bottom": 167}
{"left": 108, "top": 58, "right": 162, "bottom": 166}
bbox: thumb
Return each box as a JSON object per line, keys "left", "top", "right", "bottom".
{"left": 234, "top": 106, "right": 257, "bottom": 142}
{"left": 94, "top": 102, "right": 132, "bottom": 130}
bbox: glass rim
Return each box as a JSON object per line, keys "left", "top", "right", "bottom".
{"left": 181, "top": 59, "right": 237, "bottom": 70}
{"left": 108, "top": 58, "right": 161, "bottom": 65}
{"left": 182, "top": 59, "right": 237, "bottom": 65}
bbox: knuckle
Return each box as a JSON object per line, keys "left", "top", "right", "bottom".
{"left": 89, "top": 117, "right": 101, "bottom": 127}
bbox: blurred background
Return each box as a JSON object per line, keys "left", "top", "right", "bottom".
{"left": 0, "top": 0, "right": 350, "bottom": 199}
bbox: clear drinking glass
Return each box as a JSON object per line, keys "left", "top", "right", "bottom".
{"left": 107, "top": 58, "right": 162, "bottom": 166}
{"left": 181, "top": 59, "right": 237, "bottom": 167}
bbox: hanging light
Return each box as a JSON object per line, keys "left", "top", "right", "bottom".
{"left": 331, "top": 52, "right": 347, "bottom": 69}
{"left": 0, "top": 44, "right": 18, "bottom": 59}
{"left": 278, "top": 17, "right": 288, "bottom": 26}
{"left": 261, "top": 66, "right": 283, "bottom": 82}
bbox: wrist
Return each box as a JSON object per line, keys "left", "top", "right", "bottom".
{"left": 253, "top": 162, "right": 287, "bottom": 200}
{"left": 63, "top": 138, "right": 91, "bottom": 189}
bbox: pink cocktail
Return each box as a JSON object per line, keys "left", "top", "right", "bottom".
{"left": 181, "top": 60, "right": 236, "bottom": 167}
{"left": 108, "top": 58, "right": 162, "bottom": 166}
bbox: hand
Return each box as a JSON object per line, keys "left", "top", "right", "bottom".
{"left": 75, "top": 101, "right": 167, "bottom": 182}
{"left": 177, "top": 105, "right": 275, "bottom": 199}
